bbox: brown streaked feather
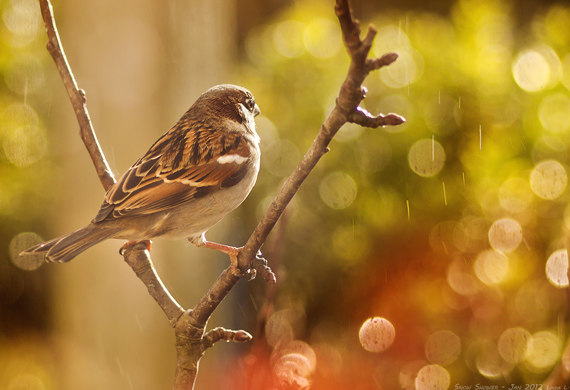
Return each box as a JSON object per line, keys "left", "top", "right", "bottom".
{"left": 93, "top": 123, "right": 252, "bottom": 223}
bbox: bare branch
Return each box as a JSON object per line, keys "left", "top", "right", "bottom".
{"left": 121, "top": 242, "right": 185, "bottom": 326}
{"left": 237, "top": 0, "right": 405, "bottom": 270}
{"left": 202, "top": 327, "right": 253, "bottom": 349}
{"left": 38, "top": 0, "right": 404, "bottom": 388}
{"left": 366, "top": 52, "right": 399, "bottom": 72}
{"left": 38, "top": 0, "right": 115, "bottom": 191}
{"left": 348, "top": 107, "right": 405, "bottom": 128}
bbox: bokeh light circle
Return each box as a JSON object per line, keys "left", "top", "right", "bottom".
{"left": 526, "top": 331, "right": 561, "bottom": 370}
{"left": 359, "top": 317, "right": 395, "bottom": 353}
{"left": 499, "top": 178, "right": 533, "bottom": 213}
{"left": 539, "top": 93, "right": 570, "bottom": 133}
{"left": 304, "top": 18, "right": 341, "bottom": 59}
{"left": 530, "top": 160, "right": 567, "bottom": 200}
{"left": 512, "top": 50, "right": 550, "bottom": 92}
{"left": 498, "top": 327, "right": 531, "bottom": 364}
{"left": 488, "top": 218, "right": 522, "bottom": 253}
{"left": 5, "top": 54, "right": 44, "bottom": 95}
{"left": 474, "top": 249, "right": 509, "bottom": 285}
{"left": 373, "top": 25, "right": 410, "bottom": 55}
{"left": 380, "top": 48, "right": 424, "bottom": 88}
{"left": 273, "top": 20, "right": 305, "bottom": 58}
{"left": 546, "top": 249, "right": 569, "bottom": 287}
{"left": 3, "top": 125, "right": 47, "bottom": 167}
{"left": 271, "top": 340, "right": 316, "bottom": 375}
{"left": 319, "top": 171, "right": 357, "bottom": 209}
{"left": 474, "top": 341, "right": 504, "bottom": 379}
{"left": 9, "top": 232, "right": 44, "bottom": 271}
{"left": 447, "top": 259, "right": 479, "bottom": 296}
{"left": 415, "top": 364, "right": 450, "bottom": 390}
{"left": 264, "top": 139, "right": 301, "bottom": 177}
{"left": 408, "top": 139, "right": 446, "bottom": 177}
{"left": 424, "top": 330, "right": 461, "bottom": 366}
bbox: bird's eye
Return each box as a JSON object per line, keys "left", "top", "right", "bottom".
{"left": 246, "top": 98, "right": 255, "bottom": 111}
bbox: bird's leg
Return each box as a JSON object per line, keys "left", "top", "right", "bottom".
{"left": 189, "top": 234, "right": 245, "bottom": 277}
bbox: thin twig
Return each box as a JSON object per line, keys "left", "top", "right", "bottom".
{"left": 38, "top": 0, "right": 115, "bottom": 190}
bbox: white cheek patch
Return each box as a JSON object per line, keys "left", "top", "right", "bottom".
{"left": 217, "top": 154, "right": 248, "bottom": 164}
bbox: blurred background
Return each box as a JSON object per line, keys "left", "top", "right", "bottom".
{"left": 2, "top": 0, "right": 570, "bottom": 389}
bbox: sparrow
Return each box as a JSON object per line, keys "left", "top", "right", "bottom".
{"left": 22, "top": 84, "right": 261, "bottom": 269}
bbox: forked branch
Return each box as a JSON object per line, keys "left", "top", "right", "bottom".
{"left": 37, "top": 0, "right": 404, "bottom": 388}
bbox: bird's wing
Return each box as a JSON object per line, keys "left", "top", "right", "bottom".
{"left": 93, "top": 124, "right": 252, "bottom": 223}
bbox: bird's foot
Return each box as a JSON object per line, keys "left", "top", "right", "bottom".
{"left": 119, "top": 239, "right": 152, "bottom": 255}
{"left": 189, "top": 234, "right": 245, "bottom": 277}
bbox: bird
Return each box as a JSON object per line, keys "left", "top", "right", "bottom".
{"left": 21, "top": 84, "right": 261, "bottom": 270}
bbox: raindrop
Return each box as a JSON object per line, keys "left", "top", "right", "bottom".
{"left": 530, "top": 160, "right": 567, "bottom": 200}
{"left": 479, "top": 125, "right": 482, "bottom": 150}
{"left": 488, "top": 218, "right": 522, "bottom": 253}
{"left": 414, "top": 364, "right": 450, "bottom": 390}
{"left": 359, "top": 317, "right": 395, "bottom": 353}
{"left": 545, "top": 249, "right": 569, "bottom": 287}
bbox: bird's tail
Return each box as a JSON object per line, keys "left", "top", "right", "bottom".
{"left": 20, "top": 225, "right": 119, "bottom": 263}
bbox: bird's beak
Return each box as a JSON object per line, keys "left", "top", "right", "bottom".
{"left": 253, "top": 103, "right": 261, "bottom": 117}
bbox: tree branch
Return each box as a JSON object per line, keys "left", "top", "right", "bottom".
{"left": 38, "top": 0, "right": 115, "bottom": 191}
{"left": 237, "top": 0, "right": 405, "bottom": 269}
{"left": 38, "top": 0, "right": 405, "bottom": 388}
{"left": 121, "top": 241, "right": 184, "bottom": 326}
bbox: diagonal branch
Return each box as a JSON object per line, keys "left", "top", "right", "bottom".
{"left": 38, "top": 0, "right": 115, "bottom": 191}
{"left": 237, "top": 0, "right": 405, "bottom": 270}
{"left": 122, "top": 241, "right": 184, "bottom": 325}
{"left": 37, "top": 0, "right": 405, "bottom": 389}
